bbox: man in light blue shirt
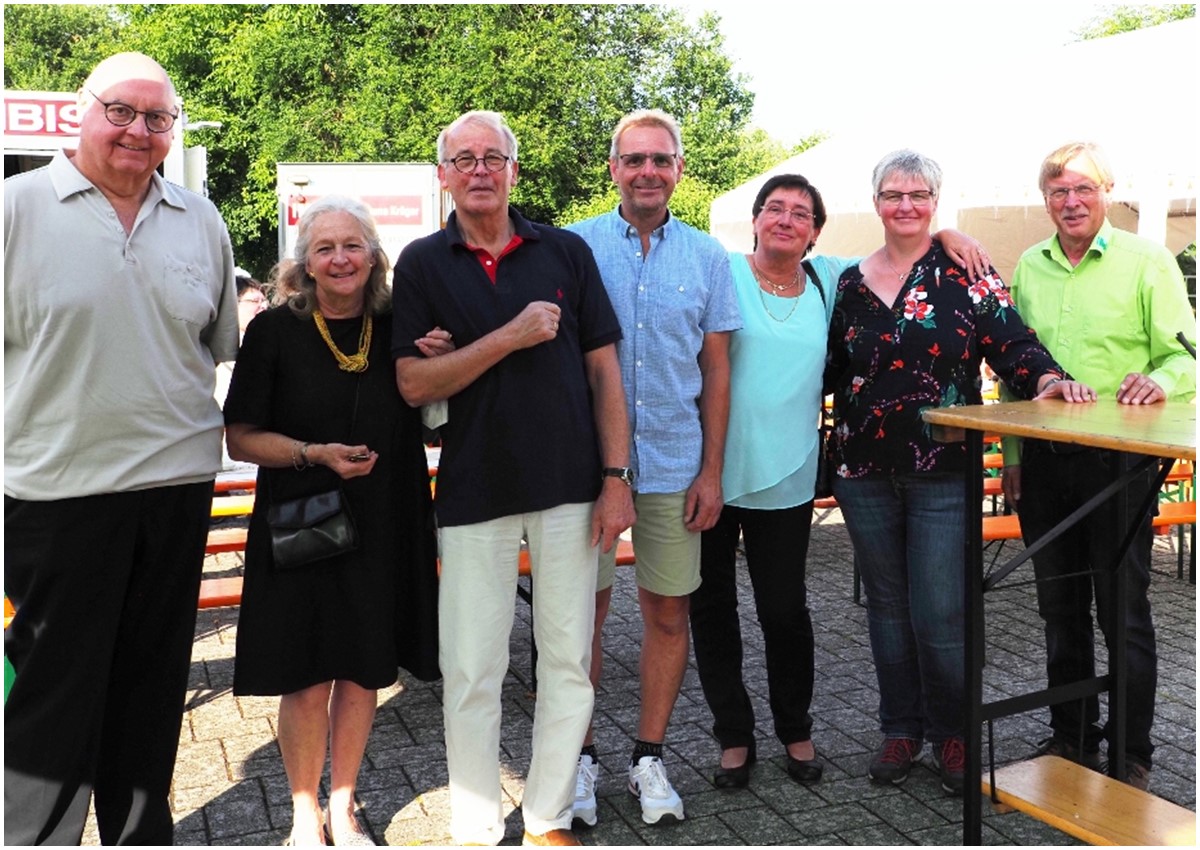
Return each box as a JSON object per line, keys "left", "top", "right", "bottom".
{"left": 566, "top": 109, "right": 741, "bottom": 827}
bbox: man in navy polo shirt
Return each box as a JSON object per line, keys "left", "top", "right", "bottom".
{"left": 392, "top": 110, "right": 635, "bottom": 847}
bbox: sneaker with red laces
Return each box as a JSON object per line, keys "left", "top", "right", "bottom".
{"left": 931, "top": 737, "right": 965, "bottom": 795}
{"left": 868, "top": 737, "right": 922, "bottom": 785}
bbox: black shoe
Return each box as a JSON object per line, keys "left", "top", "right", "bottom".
{"left": 1034, "top": 736, "right": 1101, "bottom": 771}
{"left": 713, "top": 742, "right": 756, "bottom": 789}
{"left": 1099, "top": 756, "right": 1151, "bottom": 791}
{"left": 785, "top": 745, "right": 824, "bottom": 785}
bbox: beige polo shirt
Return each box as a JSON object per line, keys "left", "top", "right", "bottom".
{"left": 4, "top": 151, "right": 239, "bottom": 500}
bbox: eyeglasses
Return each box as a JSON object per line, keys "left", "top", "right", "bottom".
{"left": 1045, "top": 183, "right": 1102, "bottom": 204}
{"left": 760, "top": 204, "right": 815, "bottom": 224}
{"left": 444, "top": 153, "right": 511, "bottom": 173}
{"left": 877, "top": 190, "right": 936, "bottom": 207}
{"left": 87, "top": 90, "right": 178, "bottom": 134}
{"left": 617, "top": 152, "right": 678, "bottom": 170}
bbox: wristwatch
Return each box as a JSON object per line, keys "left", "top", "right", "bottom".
{"left": 601, "top": 467, "right": 635, "bottom": 487}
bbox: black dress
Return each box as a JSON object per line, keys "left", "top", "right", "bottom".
{"left": 225, "top": 306, "right": 439, "bottom": 695}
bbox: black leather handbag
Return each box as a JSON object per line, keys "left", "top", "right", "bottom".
{"left": 267, "top": 377, "right": 362, "bottom": 569}
{"left": 267, "top": 488, "right": 359, "bottom": 568}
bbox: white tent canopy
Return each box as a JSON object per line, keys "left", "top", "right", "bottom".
{"left": 710, "top": 19, "right": 1196, "bottom": 281}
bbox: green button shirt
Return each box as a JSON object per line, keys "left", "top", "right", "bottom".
{"left": 1002, "top": 218, "right": 1195, "bottom": 464}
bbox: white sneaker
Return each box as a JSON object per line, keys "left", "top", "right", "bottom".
{"left": 572, "top": 754, "right": 599, "bottom": 827}
{"left": 627, "top": 755, "right": 685, "bottom": 824}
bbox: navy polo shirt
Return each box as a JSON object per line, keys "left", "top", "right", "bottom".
{"left": 392, "top": 209, "right": 623, "bottom": 527}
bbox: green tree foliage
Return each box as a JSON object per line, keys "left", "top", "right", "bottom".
{"left": 4, "top": 3, "right": 788, "bottom": 274}
{"left": 1, "top": 4, "right": 121, "bottom": 89}
{"left": 1074, "top": 3, "right": 1194, "bottom": 39}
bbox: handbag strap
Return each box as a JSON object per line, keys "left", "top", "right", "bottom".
{"left": 802, "top": 259, "right": 835, "bottom": 431}
{"left": 801, "top": 259, "right": 826, "bottom": 309}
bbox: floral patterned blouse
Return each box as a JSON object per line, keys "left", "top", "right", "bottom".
{"left": 825, "top": 241, "right": 1065, "bottom": 477}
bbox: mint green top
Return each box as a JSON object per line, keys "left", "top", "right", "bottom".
{"left": 724, "top": 253, "right": 852, "bottom": 508}
{"left": 1003, "top": 219, "right": 1196, "bottom": 464}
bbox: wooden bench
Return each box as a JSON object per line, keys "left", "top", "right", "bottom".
{"left": 210, "top": 493, "right": 254, "bottom": 519}
{"left": 982, "top": 755, "right": 1196, "bottom": 845}
{"left": 981, "top": 501, "right": 1196, "bottom": 580}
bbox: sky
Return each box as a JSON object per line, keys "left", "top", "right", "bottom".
{"left": 681, "top": 0, "right": 1119, "bottom": 144}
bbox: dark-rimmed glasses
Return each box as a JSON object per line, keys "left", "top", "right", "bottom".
{"left": 444, "top": 153, "right": 511, "bottom": 173}
{"left": 87, "top": 90, "right": 178, "bottom": 134}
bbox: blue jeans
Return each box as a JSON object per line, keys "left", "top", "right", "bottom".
{"left": 833, "top": 473, "right": 965, "bottom": 744}
{"left": 1019, "top": 442, "right": 1157, "bottom": 767}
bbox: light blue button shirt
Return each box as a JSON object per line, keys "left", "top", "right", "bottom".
{"left": 568, "top": 207, "right": 741, "bottom": 493}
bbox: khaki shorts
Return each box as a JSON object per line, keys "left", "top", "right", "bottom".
{"left": 597, "top": 490, "right": 700, "bottom": 596}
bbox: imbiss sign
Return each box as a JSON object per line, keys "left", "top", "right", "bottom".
{"left": 3, "top": 92, "right": 83, "bottom": 150}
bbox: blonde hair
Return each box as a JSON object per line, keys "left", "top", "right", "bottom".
{"left": 1038, "top": 142, "right": 1114, "bottom": 193}
{"left": 609, "top": 109, "right": 683, "bottom": 160}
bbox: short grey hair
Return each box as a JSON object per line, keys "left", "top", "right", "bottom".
{"left": 872, "top": 149, "right": 943, "bottom": 198}
{"left": 270, "top": 195, "right": 391, "bottom": 319}
{"left": 437, "top": 110, "right": 519, "bottom": 162}
{"left": 609, "top": 109, "right": 684, "bottom": 160}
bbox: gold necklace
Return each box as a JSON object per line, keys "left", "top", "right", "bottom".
{"left": 756, "top": 284, "right": 800, "bottom": 323}
{"left": 313, "top": 310, "right": 372, "bottom": 373}
{"left": 749, "top": 254, "right": 801, "bottom": 292}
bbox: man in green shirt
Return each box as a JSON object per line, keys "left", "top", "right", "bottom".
{"left": 1002, "top": 141, "right": 1195, "bottom": 791}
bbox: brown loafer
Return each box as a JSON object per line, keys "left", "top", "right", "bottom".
{"left": 523, "top": 828, "right": 581, "bottom": 846}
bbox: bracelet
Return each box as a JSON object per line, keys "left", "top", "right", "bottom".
{"left": 290, "top": 441, "right": 305, "bottom": 470}
{"left": 1042, "top": 377, "right": 1063, "bottom": 391}
{"left": 300, "top": 442, "right": 313, "bottom": 469}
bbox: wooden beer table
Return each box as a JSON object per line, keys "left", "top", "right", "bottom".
{"left": 922, "top": 399, "right": 1196, "bottom": 845}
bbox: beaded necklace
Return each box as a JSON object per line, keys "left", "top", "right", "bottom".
{"left": 313, "top": 310, "right": 372, "bottom": 373}
{"left": 749, "top": 254, "right": 803, "bottom": 323}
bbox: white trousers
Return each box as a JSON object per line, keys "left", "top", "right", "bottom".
{"left": 439, "top": 501, "right": 597, "bottom": 844}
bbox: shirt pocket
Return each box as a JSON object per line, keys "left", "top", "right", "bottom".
{"left": 652, "top": 279, "right": 706, "bottom": 333}
{"left": 160, "top": 257, "right": 216, "bottom": 326}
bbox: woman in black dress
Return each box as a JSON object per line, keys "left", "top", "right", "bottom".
{"left": 225, "top": 196, "right": 438, "bottom": 846}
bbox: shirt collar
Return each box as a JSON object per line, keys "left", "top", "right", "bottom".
{"left": 48, "top": 149, "right": 185, "bottom": 211}
{"left": 612, "top": 204, "right": 673, "bottom": 240}
{"left": 446, "top": 207, "right": 539, "bottom": 248}
{"left": 1046, "top": 218, "right": 1115, "bottom": 264}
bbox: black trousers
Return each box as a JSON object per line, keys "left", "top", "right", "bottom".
{"left": 4, "top": 482, "right": 213, "bottom": 845}
{"left": 1020, "top": 442, "right": 1158, "bottom": 766}
{"left": 690, "top": 502, "right": 815, "bottom": 749}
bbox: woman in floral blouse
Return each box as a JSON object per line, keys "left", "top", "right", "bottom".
{"left": 824, "top": 150, "right": 1094, "bottom": 797}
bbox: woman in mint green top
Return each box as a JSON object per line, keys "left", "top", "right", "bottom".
{"left": 690, "top": 174, "right": 840, "bottom": 789}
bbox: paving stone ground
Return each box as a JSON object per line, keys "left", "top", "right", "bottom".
{"left": 84, "top": 504, "right": 1195, "bottom": 845}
